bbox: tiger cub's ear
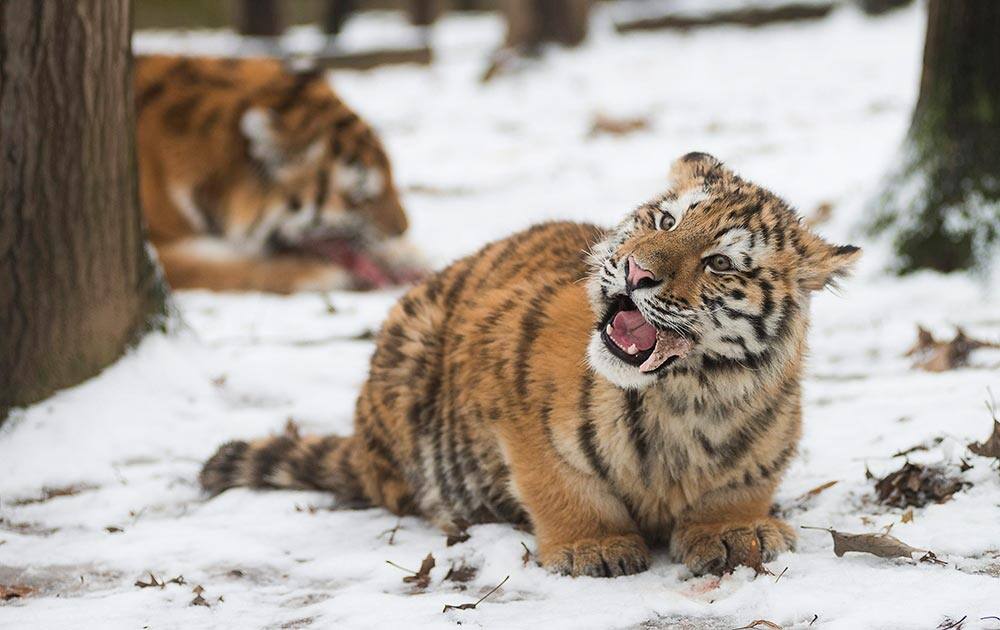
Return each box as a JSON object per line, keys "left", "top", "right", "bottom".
{"left": 797, "top": 231, "right": 862, "bottom": 291}
{"left": 668, "top": 152, "right": 722, "bottom": 186}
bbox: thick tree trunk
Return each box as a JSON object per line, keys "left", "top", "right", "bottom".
{"left": 868, "top": 0, "right": 1000, "bottom": 273}
{"left": 502, "top": 0, "right": 589, "bottom": 50}
{"left": 236, "top": 0, "right": 283, "bottom": 37}
{"left": 0, "top": 1, "right": 168, "bottom": 422}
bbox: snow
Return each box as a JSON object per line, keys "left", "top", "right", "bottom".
{"left": 4, "top": 4, "right": 1000, "bottom": 629}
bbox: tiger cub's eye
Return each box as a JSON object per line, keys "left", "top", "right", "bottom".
{"left": 705, "top": 254, "right": 734, "bottom": 273}
{"left": 656, "top": 212, "right": 676, "bottom": 231}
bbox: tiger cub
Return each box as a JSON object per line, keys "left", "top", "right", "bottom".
{"left": 201, "top": 153, "right": 861, "bottom": 576}
{"left": 136, "top": 55, "right": 424, "bottom": 293}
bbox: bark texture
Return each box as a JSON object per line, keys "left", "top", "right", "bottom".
{"left": 236, "top": 0, "right": 284, "bottom": 36}
{"left": 868, "top": 0, "right": 1000, "bottom": 273}
{"left": 0, "top": 1, "right": 167, "bottom": 422}
{"left": 502, "top": 0, "right": 589, "bottom": 49}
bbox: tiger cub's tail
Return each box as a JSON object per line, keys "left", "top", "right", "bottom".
{"left": 199, "top": 431, "right": 367, "bottom": 505}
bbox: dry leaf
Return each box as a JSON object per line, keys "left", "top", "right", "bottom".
{"left": 901, "top": 508, "right": 914, "bottom": 524}
{"left": 732, "top": 621, "right": 783, "bottom": 630}
{"left": 920, "top": 551, "right": 947, "bottom": 566}
{"left": 134, "top": 573, "right": 165, "bottom": 589}
{"left": 874, "top": 461, "right": 967, "bottom": 508}
{"left": 386, "top": 553, "right": 436, "bottom": 591}
{"left": 444, "top": 562, "right": 478, "bottom": 584}
{"left": 892, "top": 436, "right": 944, "bottom": 458}
{"left": 446, "top": 519, "right": 470, "bottom": 547}
{"left": 105, "top": 526, "right": 124, "bottom": 534}
{"left": 905, "top": 326, "right": 999, "bottom": 372}
{"left": 801, "top": 526, "right": 934, "bottom": 561}
{"left": 796, "top": 480, "right": 838, "bottom": 502}
{"left": 520, "top": 541, "right": 533, "bottom": 567}
{"left": 446, "top": 532, "right": 470, "bottom": 546}
{"left": 379, "top": 519, "right": 402, "bottom": 545}
{"left": 0, "top": 584, "right": 34, "bottom": 600}
{"left": 588, "top": 113, "right": 650, "bottom": 138}
{"left": 969, "top": 393, "right": 1000, "bottom": 459}
{"left": 938, "top": 616, "right": 968, "bottom": 630}
{"left": 190, "top": 584, "right": 210, "bottom": 607}
{"left": 442, "top": 575, "right": 509, "bottom": 613}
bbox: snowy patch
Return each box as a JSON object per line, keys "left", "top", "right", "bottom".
{"left": 4, "top": 4, "right": 1000, "bottom": 629}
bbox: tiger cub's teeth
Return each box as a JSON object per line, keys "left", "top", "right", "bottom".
{"left": 627, "top": 344, "right": 639, "bottom": 355}
{"left": 606, "top": 324, "right": 614, "bottom": 336}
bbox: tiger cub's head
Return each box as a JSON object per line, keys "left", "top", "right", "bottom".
{"left": 586, "top": 152, "right": 861, "bottom": 390}
{"left": 235, "top": 71, "right": 417, "bottom": 286}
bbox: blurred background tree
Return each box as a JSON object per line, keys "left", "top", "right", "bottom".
{"left": 0, "top": 0, "right": 168, "bottom": 423}
{"left": 867, "top": 0, "right": 1000, "bottom": 273}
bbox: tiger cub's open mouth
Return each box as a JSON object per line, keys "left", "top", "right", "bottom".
{"left": 600, "top": 295, "right": 693, "bottom": 373}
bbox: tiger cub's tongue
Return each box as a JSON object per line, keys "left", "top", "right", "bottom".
{"left": 639, "top": 330, "right": 694, "bottom": 373}
{"left": 609, "top": 310, "right": 657, "bottom": 352}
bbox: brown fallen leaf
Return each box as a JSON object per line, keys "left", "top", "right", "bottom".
{"left": 134, "top": 573, "right": 165, "bottom": 589}
{"left": 442, "top": 575, "right": 509, "bottom": 613}
{"left": 520, "top": 541, "right": 534, "bottom": 567}
{"left": 732, "top": 621, "right": 783, "bottom": 630}
{"left": 105, "top": 526, "right": 124, "bottom": 534}
{"left": 801, "top": 526, "right": 939, "bottom": 561}
{"left": 796, "top": 480, "right": 838, "bottom": 503}
{"left": 386, "top": 553, "right": 436, "bottom": 591}
{"left": 190, "top": 585, "right": 210, "bottom": 607}
{"left": 938, "top": 616, "right": 967, "bottom": 630}
{"left": 588, "top": 112, "right": 650, "bottom": 138}
{"left": 446, "top": 519, "right": 470, "bottom": 547}
{"left": 444, "top": 562, "right": 478, "bottom": 584}
{"left": 901, "top": 508, "right": 914, "bottom": 524}
{"left": 0, "top": 584, "right": 34, "bottom": 600}
{"left": 969, "top": 394, "right": 1000, "bottom": 459}
{"left": 892, "top": 436, "right": 944, "bottom": 458}
{"left": 920, "top": 551, "right": 947, "bottom": 566}
{"left": 874, "top": 461, "right": 967, "bottom": 508}
{"left": 905, "top": 326, "right": 999, "bottom": 372}
{"left": 9, "top": 484, "right": 97, "bottom": 507}
{"left": 379, "top": 518, "right": 402, "bottom": 545}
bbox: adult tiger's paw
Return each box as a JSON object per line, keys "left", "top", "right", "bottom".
{"left": 540, "top": 534, "right": 650, "bottom": 578}
{"left": 670, "top": 517, "right": 795, "bottom": 576}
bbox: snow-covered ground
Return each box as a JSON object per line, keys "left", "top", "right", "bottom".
{"left": 3, "top": 5, "right": 1000, "bottom": 629}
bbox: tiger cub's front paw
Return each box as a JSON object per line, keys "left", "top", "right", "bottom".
{"left": 540, "top": 534, "right": 650, "bottom": 578}
{"left": 670, "top": 517, "right": 795, "bottom": 576}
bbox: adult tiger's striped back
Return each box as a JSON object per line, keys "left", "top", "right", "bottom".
{"left": 136, "top": 55, "right": 424, "bottom": 293}
{"left": 201, "top": 153, "right": 861, "bottom": 577}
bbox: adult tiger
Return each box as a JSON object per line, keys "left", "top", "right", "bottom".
{"left": 136, "top": 55, "right": 424, "bottom": 293}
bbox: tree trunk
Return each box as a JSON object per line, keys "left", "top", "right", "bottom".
{"left": 867, "top": 0, "right": 1000, "bottom": 273}
{"left": 0, "top": 1, "right": 168, "bottom": 423}
{"left": 502, "top": 0, "right": 589, "bottom": 50}
{"left": 236, "top": 0, "right": 283, "bottom": 37}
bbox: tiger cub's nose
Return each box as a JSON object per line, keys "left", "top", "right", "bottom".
{"left": 626, "top": 256, "right": 659, "bottom": 292}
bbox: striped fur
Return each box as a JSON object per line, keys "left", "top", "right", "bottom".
{"left": 201, "top": 153, "right": 860, "bottom": 577}
{"left": 136, "top": 55, "right": 422, "bottom": 293}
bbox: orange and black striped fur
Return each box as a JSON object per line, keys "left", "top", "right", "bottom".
{"left": 136, "top": 55, "right": 423, "bottom": 293}
{"left": 201, "top": 153, "right": 861, "bottom": 576}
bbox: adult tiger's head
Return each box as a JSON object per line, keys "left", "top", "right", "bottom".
{"left": 586, "top": 152, "right": 861, "bottom": 390}
{"left": 236, "top": 68, "right": 410, "bottom": 268}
